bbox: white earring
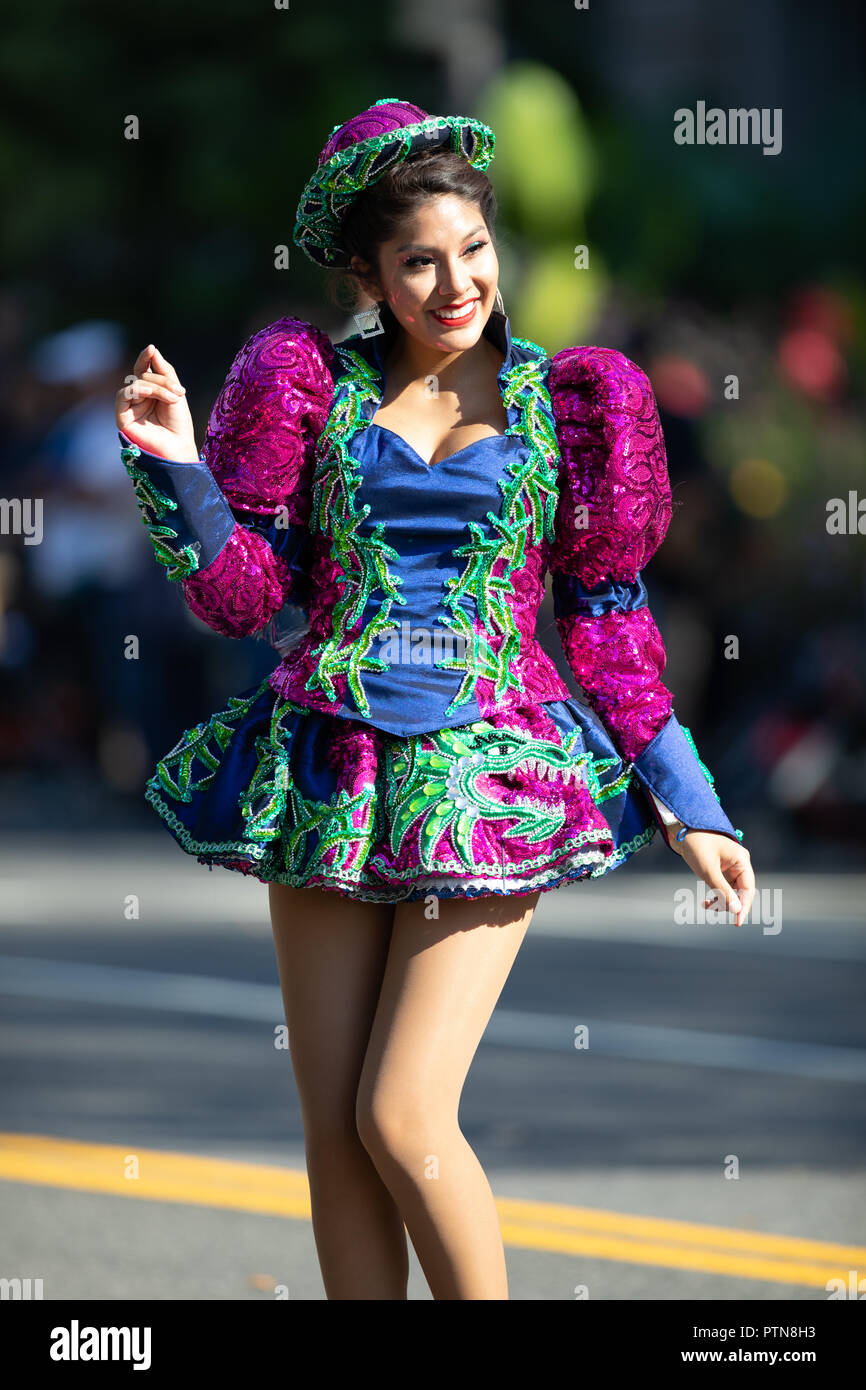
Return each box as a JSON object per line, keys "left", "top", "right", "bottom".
{"left": 353, "top": 302, "right": 385, "bottom": 337}
{"left": 494, "top": 288, "right": 505, "bottom": 315}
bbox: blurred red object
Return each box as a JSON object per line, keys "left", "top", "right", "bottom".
{"left": 776, "top": 327, "right": 846, "bottom": 402}
{"left": 647, "top": 354, "right": 710, "bottom": 417}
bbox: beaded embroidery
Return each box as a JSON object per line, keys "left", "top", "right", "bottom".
{"left": 143, "top": 672, "right": 651, "bottom": 896}
{"left": 294, "top": 109, "right": 496, "bottom": 268}
{"left": 304, "top": 345, "right": 407, "bottom": 716}
{"left": 152, "top": 686, "right": 262, "bottom": 803}
{"left": 301, "top": 335, "right": 561, "bottom": 722}
{"left": 120, "top": 443, "right": 202, "bottom": 581}
{"left": 386, "top": 720, "right": 612, "bottom": 872}
{"left": 438, "top": 340, "right": 561, "bottom": 714}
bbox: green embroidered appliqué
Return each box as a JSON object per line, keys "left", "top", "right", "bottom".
{"left": 142, "top": 673, "right": 661, "bottom": 895}
{"left": 121, "top": 443, "right": 202, "bottom": 581}
{"left": 294, "top": 109, "right": 496, "bottom": 268}
{"left": 437, "top": 342, "right": 561, "bottom": 714}
{"left": 385, "top": 720, "right": 614, "bottom": 872}
{"left": 240, "top": 696, "right": 377, "bottom": 873}
{"left": 153, "top": 685, "right": 263, "bottom": 803}
{"left": 299, "top": 336, "right": 562, "bottom": 724}
{"left": 304, "top": 346, "right": 407, "bottom": 716}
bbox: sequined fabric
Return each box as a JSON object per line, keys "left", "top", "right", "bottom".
{"left": 294, "top": 98, "right": 496, "bottom": 268}
{"left": 143, "top": 673, "right": 658, "bottom": 902}
{"left": 181, "top": 317, "right": 335, "bottom": 639}
{"left": 548, "top": 345, "right": 673, "bottom": 587}
{"left": 554, "top": 606, "right": 673, "bottom": 763}
{"left": 548, "top": 345, "right": 676, "bottom": 763}
{"left": 317, "top": 99, "right": 429, "bottom": 164}
{"left": 123, "top": 312, "right": 743, "bottom": 899}
{"left": 266, "top": 315, "right": 575, "bottom": 731}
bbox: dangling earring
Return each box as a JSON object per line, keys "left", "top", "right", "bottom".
{"left": 353, "top": 302, "right": 385, "bottom": 337}
{"left": 493, "top": 287, "right": 505, "bottom": 316}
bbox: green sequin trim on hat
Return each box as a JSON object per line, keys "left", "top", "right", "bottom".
{"left": 294, "top": 114, "right": 496, "bottom": 268}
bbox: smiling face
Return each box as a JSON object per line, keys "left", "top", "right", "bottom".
{"left": 351, "top": 194, "right": 499, "bottom": 355}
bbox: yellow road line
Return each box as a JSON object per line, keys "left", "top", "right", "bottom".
{"left": 0, "top": 1134, "right": 862, "bottom": 1289}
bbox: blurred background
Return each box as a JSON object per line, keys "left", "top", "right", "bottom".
{"left": 0, "top": 0, "right": 864, "bottom": 860}
{"left": 1, "top": 0, "right": 865, "bottom": 1305}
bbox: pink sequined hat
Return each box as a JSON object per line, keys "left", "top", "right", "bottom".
{"left": 293, "top": 97, "right": 496, "bottom": 269}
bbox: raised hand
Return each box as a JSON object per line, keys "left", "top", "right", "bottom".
{"left": 115, "top": 343, "right": 199, "bottom": 462}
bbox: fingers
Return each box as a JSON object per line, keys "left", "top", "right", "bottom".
{"left": 679, "top": 833, "right": 755, "bottom": 929}
{"left": 703, "top": 872, "right": 743, "bottom": 925}
{"left": 703, "top": 853, "right": 754, "bottom": 928}
{"left": 731, "top": 854, "right": 756, "bottom": 924}
{"left": 115, "top": 379, "right": 149, "bottom": 427}
{"left": 130, "top": 344, "right": 186, "bottom": 395}
{"left": 147, "top": 343, "right": 182, "bottom": 389}
{"left": 119, "top": 339, "right": 187, "bottom": 414}
{"left": 119, "top": 376, "right": 183, "bottom": 406}
{"left": 132, "top": 344, "right": 157, "bottom": 377}
{"left": 138, "top": 368, "right": 186, "bottom": 397}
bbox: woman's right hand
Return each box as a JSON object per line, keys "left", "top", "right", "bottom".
{"left": 115, "top": 344, "right": 199, "bottom": 462}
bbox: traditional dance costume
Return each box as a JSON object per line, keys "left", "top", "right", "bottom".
{"left": 117, "top": 99, "right": 742, "bottom": 903}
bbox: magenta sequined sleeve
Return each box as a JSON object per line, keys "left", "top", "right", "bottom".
{"left": 178, "top": 317, "right": 336, "bottom": 639}
{"left": 547, "top": 346, "right": 675, "bottom": 764}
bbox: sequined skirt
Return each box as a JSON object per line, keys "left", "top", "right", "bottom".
{"left": 143, "top": 672, "right": 660, "bottom": 902}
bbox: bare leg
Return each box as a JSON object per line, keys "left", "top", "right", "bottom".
{"left": 268, "top": 882, "right": 409, "bottom": 1299}
{"left": 355, "top": 891, "right": 538, "bottom": 1300}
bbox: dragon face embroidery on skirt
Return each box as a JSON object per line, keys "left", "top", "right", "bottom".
{"left": 143, "top": 673, "right": 656, "bottom": 891}
{"left": 382, "top": 721, "right": 609, "bottom": 873}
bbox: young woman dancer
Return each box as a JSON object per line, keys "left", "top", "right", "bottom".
{"left": 115, "top": 98, "right": 754, "bottom": 1300}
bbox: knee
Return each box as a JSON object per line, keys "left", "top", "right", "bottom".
{"left": 355, "top": 1085, "right": 451, "bottom": 1171}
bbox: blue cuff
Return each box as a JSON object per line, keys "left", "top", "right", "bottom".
{"left": 119, "top": 430, "right": 235, "bottom": 580}
{"left": 630, "top": 712, "right": 744, "bottom": 849}
{"left": 552, "top": 570, "right": 648, "bottom": 619}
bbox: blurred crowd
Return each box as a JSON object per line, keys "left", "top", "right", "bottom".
{"left": 0, "top": 294, "right": 278, "bottom": 820}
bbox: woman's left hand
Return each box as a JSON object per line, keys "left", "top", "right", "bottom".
{"left": 671, "top": 831, "right": 755, "bottom": 927}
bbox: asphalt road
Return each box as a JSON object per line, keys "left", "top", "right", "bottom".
{"left": 1, "top": 832, "right": 864, "bottom": 1301}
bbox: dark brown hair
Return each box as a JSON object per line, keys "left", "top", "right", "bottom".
{"left": 327, "top": 147, "right": 497, "bottom": 311}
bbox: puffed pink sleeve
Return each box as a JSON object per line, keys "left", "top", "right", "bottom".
{"left": 119, "top": 316, "right": 335, "bottom": 640}
{"left": 547, "top": 345, "right": 743, "bottom": 849}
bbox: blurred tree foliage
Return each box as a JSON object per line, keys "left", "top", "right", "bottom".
{"left": 0, "top": 0, "right": 863, "bottom": 371}
{"left": 0, "top": 0, "right": 445, "bottom": 376}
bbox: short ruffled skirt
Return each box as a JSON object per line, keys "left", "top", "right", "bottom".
{"left": 143, "top": 673, "right": 660, "bottom": 902}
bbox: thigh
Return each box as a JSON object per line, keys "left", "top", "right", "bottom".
{"left": 358, "top": 891, "right": 538, "bottom": 1117}
{"left": 268, "top": 883, "right": 394, "bottom": 1133}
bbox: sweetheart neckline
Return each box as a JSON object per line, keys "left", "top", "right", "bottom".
{"left": 366, "top": 420, "right": 513, "bottom": 470}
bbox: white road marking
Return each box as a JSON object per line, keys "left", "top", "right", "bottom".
{"left": 1, "top": 954, "right": 864, "bottom": 1082}
{"left": 1, "top": 851, "right": 862, "bottom": 960}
